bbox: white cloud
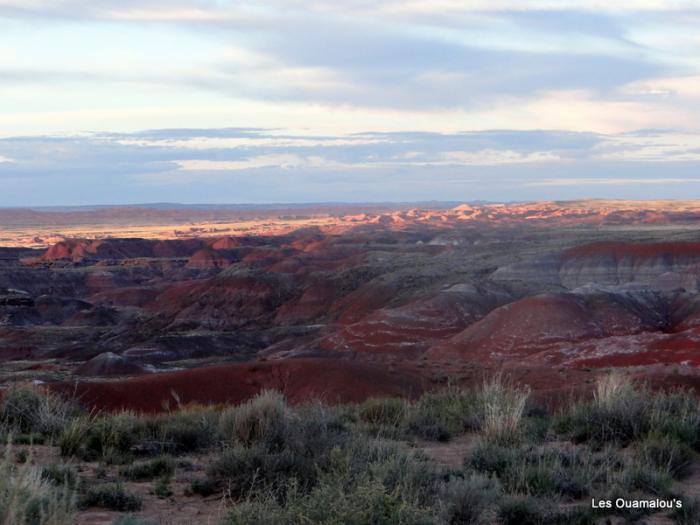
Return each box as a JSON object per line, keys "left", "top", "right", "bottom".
{"left": 525, "top": 177, "right": 700, "bottom": 187}
{"left": 436, "top": 150, "right": 560, "bottom": 165}
{"left": 623, "top": 76, "right": 700, "bottom": 100}
{"left": 175, "top": 155, "right": 354, "bottom": 171}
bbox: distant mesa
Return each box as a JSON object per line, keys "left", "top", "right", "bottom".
{"left": 493, "top": 241, "right": 700, "bottom": 291}
{"left": 40, "top": 238, "right": 207, "bottom": 262}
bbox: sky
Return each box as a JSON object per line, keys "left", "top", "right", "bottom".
{"left": 1, "top": 1, "right": 700, "bottom": 205}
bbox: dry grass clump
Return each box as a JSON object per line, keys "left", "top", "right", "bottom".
{"left": 217, "top": 390, "right": 291, "bottom": 445}
{"left": 479, "top": 376, "right": 530, "bottom": 445}
{"left": 0, "top": 446, "right": 75, "bottom": 524}
{"left": 357, "top": 397, "right": 408, "bottom": 427}
{"left": 593, "top": 372, "right": 635, "bottom": 409}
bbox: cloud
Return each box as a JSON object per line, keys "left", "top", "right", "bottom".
{"left": 0, "top": 2, "right": 699, "bottom": 205}
{"left": 525, "top": 177, "right": 700, "bottom": 187}
{"left": 1, "top": 127, "right": 700, "bottom": 205}
{"left": 0, "top": 0, "right": 685, "bottom": 114}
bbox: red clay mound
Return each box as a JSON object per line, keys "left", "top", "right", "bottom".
{"left": 320, "top": 285, "right": 509, "bottom": 354}
{"left": 186, "top": 247, "right": 235, "bottom": 269}
{"left": 429, "top": 293, "right": 652, "bottom": 361}
{"left": 150, "top": 271, "right": 296, "bottom": 329}
{"left": 330, "top": 282, "right": 399, "bottom": 324}
{"left": 75, "top": 352, "right": 148, "bottom": 377}
{"left": 56, "top": 358, "right": 423, "bottom": 412}
{"left": 275, "top": 282, "right": 339, "bottom": 324}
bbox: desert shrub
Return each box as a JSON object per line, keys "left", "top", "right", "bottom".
{"left": 497, "top": 495, "right": 549, "bottom": 525}
{"left": 634, "top": 434, "right": 694, "bottom": 479}
{"left": 649, "top": 390, "right": 700, "bottom": 448}
{"left": 502, "top": 444, "right": 619, "bottom": 500}
{"left": 357, "top": 397, "right": 408, "bottom": 427}
{"left": 0, "top": 384, "right": 45, "bottom": 433}
{"left": 438, "top": 473, "right": 501, "bottom": 524}
{"left": 228, "top": 476, "right": 434, "bottom": 525}
{"left": 198, "top": 400, "right": 354, "bottom": 498}
{"left": 550, "top": 507, "right": 596, "bottom": 525}
{"left": 112, "top": 517, "right": 158, "bottom": 525}
{"left": 60, "top": 410, "right": 144, "bottom": 461}
{"left": 556, "top": 379, "right": 700, "bottom": 451}
{"left": 196, "top": 443, "right": 318, "bottom": 499}
{"left": 499, "top": 446, "right": 598, "bottom": 500}
{"left": 16, "top": 449, "right": 29, "bottom": 464}
{"left": 467, "top": 441, "right": 519, "bottom": 477}
{"left": 283, "top": 402, "right": 350, "bottom": 467}
{"left": 153, "top": 476, "right": 173, "bottom": 499}
{"left": 554, "top": 374, "right": 650, "bottom": 446}
{"left": 672, "top": 497, "right": 700, "bottom": 525}
{"left": 218, "top": 390, "right": 291, "bottom": 446}
{"left": 189, "top": 477, "right": 219, "bottom": 497}
{"left": 120, "top": 456, "right": 175, "bottom": 481}
{"left": 0, "top": 447, "right": 75, "bottom": 525}
{"left": 478, "top": 376, "right": 530, "bottom": 445}
{"left": 406, "top": 387, "right": 479, "bottom": 441}
{"left": 78, "top": 483, "right": 141, "bottom": 511}
{"left": 41, "top": 464, "right": 78, "bottom": 488}
{"left": 0, "top": 384, "right": 81, "bottom": 437}
{"left": 58, "top": 416, "right": 92, "bottom": 458}
{"left": 469, "top": 441, "right": 624, "bottom": 502}
{"left": 154, "top": 410, "right": 217, "bottom": 453}
{"left": 200, "top": 416, "right": 441, "bottom": 508}
{"left": 358, "top": 444, "right": 442, "bottom": 508}
{"left": 497, "top": 496, "right": 594, "bottom": 525}
{"left": 620, "top": 459, "right": 674, "bottom": 496}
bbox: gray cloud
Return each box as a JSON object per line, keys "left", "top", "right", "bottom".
{"left": 1, "top": 127, "right": 699, "bottom": 205}
{"left": 0, "top": 1, "right": 681, "bottom": 111}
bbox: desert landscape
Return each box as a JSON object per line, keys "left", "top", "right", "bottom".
{"left": 4, "top": 0, "right": 700, "bottom": 522}
{"left": 3, "top": 201, "right": 700, "bottom": 523}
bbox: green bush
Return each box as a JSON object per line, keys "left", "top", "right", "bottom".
{"left": 634, "top": 434, "right": 694, "bottom": 479}
{"left": 649, "top": 390, "right": 700, "bottom": 449}
{"left": 60, "top": 411, "right": 142, "bottom": 460}
{"left": 497, "top": 495, "right": 549, "bottom": 525}
{"left": 468, "top": 441, "right": 519, "bottom": 477}
{"left": 406, "top": 387, "right": 479, "bottom": 441}
{"left": 554, "top": 375, "right": 650, "bottom": 446}
{"left": 153, "top": 476, "right": 173, "bottom": 499}
{"left": 357, "top": 397, "right": 408, "bottom": 426}
{"left": 228, "top": 475, "right": 434, "bottom": 525}
{"left": 148, "top": 407, "right": 219, "bottom": 453}
{"left": 199, "top": 443, "right": 317, "bottom": 499}
{"left": 0, "top": 384, "right": 81, "bottom": 437}
{"left": 502, "top": 445, "right": 613, "bottom": 500}
{"left": 78, "top": 483, "right": 141, "bottom": 511}
{"left": 218, "top": 390, "right": 291, "bottom": 446}
{"left": 112, "top": 517, "right": 159, "bottom": 525}
{"left": 41, "top": 464, "right": 78, "bottom": 488}
{"left": 556, "top": 379, "right": 700, "bottom": 452}
{"left": 620, "top": 459, "right": 674, "bottom": 496}
{"left": 120, "top": 457, "right": 175, "bottom": 481}
{"left": 438, "top": 474, "right": 500, "bottom": 524}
